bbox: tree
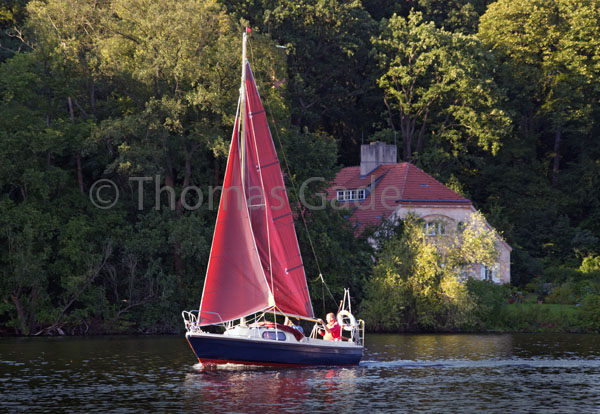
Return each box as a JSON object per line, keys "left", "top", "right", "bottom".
{"left": 0, "top": 201, "right": 55, "bottom": 335}
{"left": 223, "top": 0, "right": 379, "bottom": 165}
{"left": 362, "top": 0, "right": 495, "bottom": 33}
{"left": 374, "top": 11, "right": 510, "bottom": 164}
{"left": 0, "top": 0, "right": 29, "bottom": 62}
{"left": 362, "top": 213, "right": 500, "bottom": 332}
{"left": 478, "top": 0, "right": 600, "bottom": 188}
{"left": 471, "top": 0, "right": 600, "bottom": 285}
{"left": 415, "top": 0, "right": 495, "bottom": 34}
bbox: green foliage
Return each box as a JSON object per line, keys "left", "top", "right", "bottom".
{"left": 374, "top": 11, "right": 511, "bottom": 164}
{"left": 0, "top": 0, "right": 29, "bottom": 62}
{"left": 416, "top": 0, "right": 492, "bottom": 34}
{"left": 579, "top": 255, "right": 600, "bottom": 275}
{"left": 2, "top": 0, "right": 600, "bottom": 335}
{"left": 579, "top": 294, "right": 600, "bottom": 332}
{"left": 461, "top": 0, "right": 600, "bottom": 288}
{"left": 497, "top": 303, "right": 585, "bottom": 333}
{"left": 223, "top": 0, "right": 380, "bottom": 164}
{"left": 0, "top": 0, "right": 372, "bottom": 335}
{"left": 545, "top": 282, "right": 576, "bottom": 305}
{"left": 361, "top": 216, "right": 502, "bottom": 332}
{"left": 466, "top": 279, "right": 511, "bottom": 329}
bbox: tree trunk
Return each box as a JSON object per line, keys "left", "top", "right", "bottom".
{"left": 164, "top": 168, "right": 184, "bottom": 281}
{"left": 399, "top": 113, "right": 415, "bottom": 162}
{"left": 383, "top": 97, "right": 398, "bottom": 155}
{"left": 415, "top": 111, "right": 428, "bottom": 156}
{"left": 68, "top": 97, "right": 85, "bottom": 194}
{"left": 44, "top": 62, "right": 51, "bottom": 129}
{"left": 552, "top": 128, "right": 561, "bottom": 187}
{"left": 403, "top": 119, "right": 413, "bottom": 162}
{"left": 214, "top": 156, "right": 220, "bottom": 187}
{"left": 183, "top": 155, "right": 191, "bottom": 189}
{"left": 89, "top": 78, "right": 96, "bottom": 114}
{"left": 76, "top": 153, "right": 84, "bottom": 194}
{"left": 10, "top": 294, "right": 27, "bottom": 335}
{"left": 38, "top": 241, "right": 112, "bottom": 336}
{"left": 28, "top": 287, "right": 38, "bottom": 334}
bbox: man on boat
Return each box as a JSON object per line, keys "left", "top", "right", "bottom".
{"left": 318, "top": 313, "right": 341, "bottom": 341}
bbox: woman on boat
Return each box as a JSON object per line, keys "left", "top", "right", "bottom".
{"left": 285, "top": 317, "right": 304, "bottom": 334}
{"left": 318, "top": 313, "right": 341, "bottom": 341}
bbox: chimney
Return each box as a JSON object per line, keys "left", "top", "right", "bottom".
{"left": 360, "top": 141, "right": 397, "bottom": 176}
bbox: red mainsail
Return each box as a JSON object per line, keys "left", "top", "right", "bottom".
{"left": 199, "top": 61, "right": 314, "bottom": 324}
{"left": 243, "top": 64, "right": 314, "bottom": 318}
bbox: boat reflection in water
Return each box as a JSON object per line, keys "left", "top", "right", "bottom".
{"left": 183, "top": 366, "right": 359, "bottom": 412}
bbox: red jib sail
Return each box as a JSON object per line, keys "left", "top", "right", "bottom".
{"left": 243, "top": 63, "right": 314, "bottom": 318}
{"left": 198, "top": 115, "right": 273, "bottom": 325}
{"left": 199, "top": 61, "right": 314, "bottom": 325}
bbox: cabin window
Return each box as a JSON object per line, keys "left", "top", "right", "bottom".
{"left": 425, "top": 221, "right": 446, "bottom": 236}
{"left": 262, "top": 331, "right": 286, "bottom": 341}
{"left": 336, "top": 189, "right": 366, "bottom": 201}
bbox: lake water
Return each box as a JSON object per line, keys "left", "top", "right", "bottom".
{"left": 1, "top": 333, "right": 599, "bottom": 413}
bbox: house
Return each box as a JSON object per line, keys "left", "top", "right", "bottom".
{"left": 327, "top": 141, "right": 511, "bottom": 284}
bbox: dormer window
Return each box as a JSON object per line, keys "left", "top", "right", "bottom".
{"left": 336, "top": 189, "right": 366, "bottom": 201}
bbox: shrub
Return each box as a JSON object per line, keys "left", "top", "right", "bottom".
{"left": 580, "top": 294, "right": 600, "bottom": 332}
{"left": 544, "top": 266, "right": 579, "bottom": 284}
{"left": 579, "top": 255, "right": 600, "bottom": 274}
{"left": 466, "top": 279, "right": 512, "bottom": 329}
{"left": 574, "top": 278, "right": 600, "bottom": 302}
{"left": 545, "top": 282, "right": 577, "bottom": 305}
{"left": 497, "top": 303, "right": 584, "bottom": 332}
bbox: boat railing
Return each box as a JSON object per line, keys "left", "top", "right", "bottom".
{"left": 182, "top": 310, "right": 200, "bottom": 332}
{"left": 182, "top": 310, "right": 224, "bottom": 332}
{"left": 310, "top": 323, "right": 319, "bottom": 339}
{"left": 354, "top": 319, "right": 365, "bottom": 346}
{"left": 309, "top": 319, "right": 365, "bottom": 346}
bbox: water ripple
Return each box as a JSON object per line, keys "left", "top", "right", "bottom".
{"left": 1, "top": 333, "right": 599, "bottom": 413}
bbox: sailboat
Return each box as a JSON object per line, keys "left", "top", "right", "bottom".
{"left": 181, "top": 30, "right": 364, "bottom": 367}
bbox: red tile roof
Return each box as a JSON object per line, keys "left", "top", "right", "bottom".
{"left": 327, "top": 163, "right": 472, "bottom": 232}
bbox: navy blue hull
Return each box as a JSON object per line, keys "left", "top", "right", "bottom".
{"left": 186, "top": 334, "right": 363, "bottom": 366}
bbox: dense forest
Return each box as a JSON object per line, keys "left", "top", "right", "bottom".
{"left": 1, "top": 0, "right": 599, "bottom": 335}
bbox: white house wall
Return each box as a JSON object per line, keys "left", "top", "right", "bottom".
{"left": 391, "top": 204, "right": 511, "bottom": 284}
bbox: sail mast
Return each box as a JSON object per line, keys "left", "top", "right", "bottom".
{"left": 239, "top": 29, "right": 248, "bottom": 327}
{"left": 240, "top": 29, "right": 248, "bottom": 189}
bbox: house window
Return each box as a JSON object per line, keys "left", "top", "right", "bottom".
{"left": 480, "top": 265, "right": 498, "bottom": 282}
{"left": 425, "top": 221, "right": 446, "bottom": 236}
{"left": 336, "top": 189, "right": 366, "bottom": 201}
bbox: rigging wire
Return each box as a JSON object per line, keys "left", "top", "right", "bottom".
{"left": 247, "top": 37, "right": 337, "bottom": 310}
